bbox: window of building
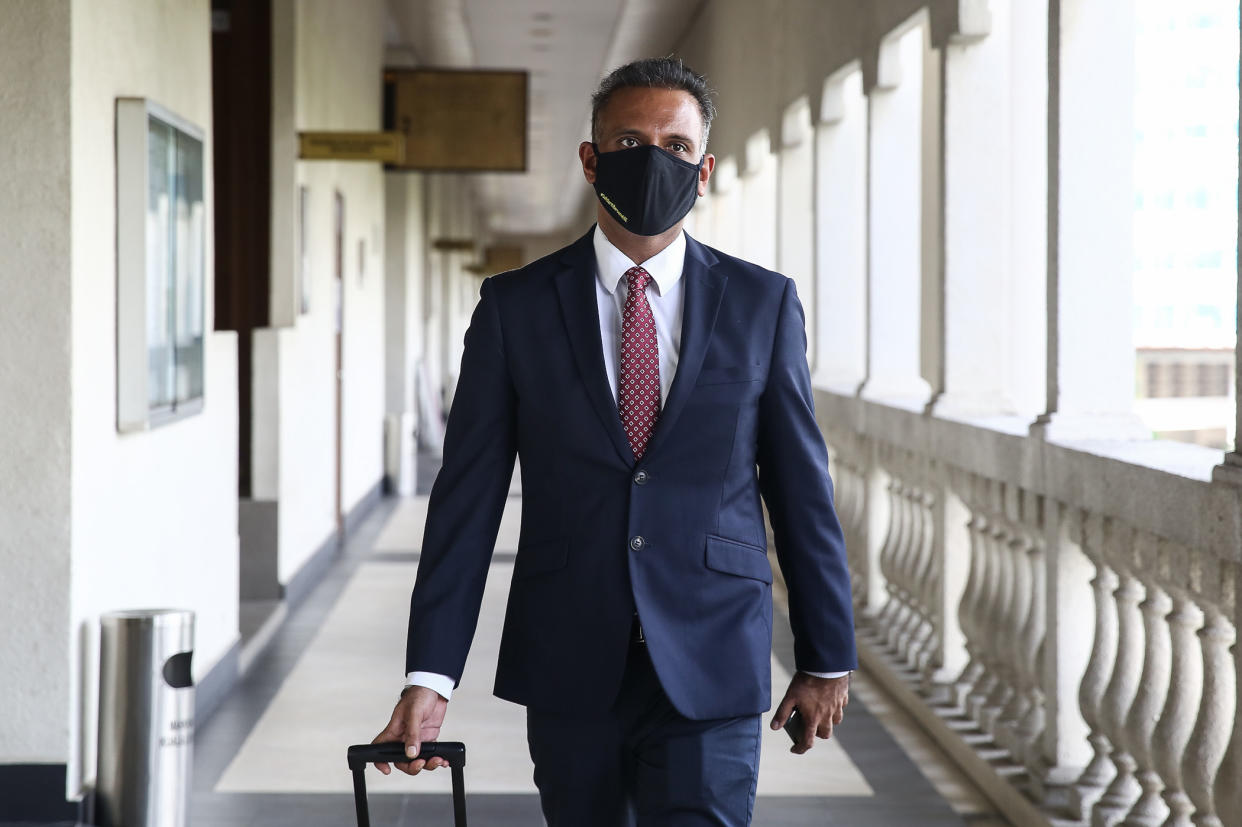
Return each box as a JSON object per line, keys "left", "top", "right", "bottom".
{"left": 1133, "top": 0, "right": 1238, "bottom": 449}
{"left": 116, "top": 98, "right": 206, "bottom": 431}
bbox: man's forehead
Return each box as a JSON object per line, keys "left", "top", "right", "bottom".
{"left": 598, "top": 88, "right": 704, "bottom": 134}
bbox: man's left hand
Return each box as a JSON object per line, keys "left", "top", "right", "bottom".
{"left": 770, "top": 672, "right": 850, "bottom": 754}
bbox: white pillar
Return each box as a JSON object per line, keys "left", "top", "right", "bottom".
{"left": 778, "top": 98, "right": 816, "bottom": 367}
{"left": 741, "top": 129, "right": 778, "bottom": 272}
{"left": 932, "top": 0, "right": 1048, "bottom": 419}
{"left": 814, "top": 65, "right": 868, "bottom": 392}
{"left": 710, "top": 157, "right": 742, "bottom": 260}
{"left": 1033, "top": 0, "right": 1148, "bottom": 440}
{"left": 0, "top": 0, "right": 72, "bottom": 773}
{"left": 862, "top": 19, "right": 934, "bottom": 406}
{"left": 1214, "top": 14, "right": 1242, "bottom": 485}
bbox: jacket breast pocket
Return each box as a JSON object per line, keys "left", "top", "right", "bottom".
{"left": 513, "top": 539, "right": 568, "bottom": 580}
{"left": 695, "top": 363, "right": 764, "bottom": 386}
{"left": 704, "top": 534, "right": 773, "bottom": 584}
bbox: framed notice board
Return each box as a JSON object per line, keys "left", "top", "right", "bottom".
{"left": 383, "top": 68, "right": 528, "bottom": 172}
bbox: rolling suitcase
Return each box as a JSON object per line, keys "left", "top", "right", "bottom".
{"left": 346, "top": 741, "right": 467, "bottom": 826}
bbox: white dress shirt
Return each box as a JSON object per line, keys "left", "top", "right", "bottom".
{"left": 407, "top": 227, "right": 845, "bottom": 701}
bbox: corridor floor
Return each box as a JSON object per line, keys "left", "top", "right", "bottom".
{"left": 191, "top": 476, "right": 1010, "bottom": 826}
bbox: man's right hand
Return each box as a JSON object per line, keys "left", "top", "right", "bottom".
{"left": 371, "top": 685, "right": 449, "bottom": 776}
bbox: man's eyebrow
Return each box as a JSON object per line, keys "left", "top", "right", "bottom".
{"left": 607, "top": 127, "right": 651, "bottom": 139}
{"left": 662, "top": 132, "right": 697, "bottom": 146}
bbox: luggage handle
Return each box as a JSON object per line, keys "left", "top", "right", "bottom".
{"left": 347, "top": 740, "right": 466, "bottom": 770}
{"left": 347, "top": 741, "right": 467, "bottom": 827}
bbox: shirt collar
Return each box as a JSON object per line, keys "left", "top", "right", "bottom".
{"left": 592, "top": 224, "right": 686, "bottom": 297}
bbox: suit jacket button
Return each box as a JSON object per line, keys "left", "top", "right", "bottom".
{"left": 633, "top": 470, "right": 649, "bottom": 485}
{"left": 629, "top": 535, "right": 645, "bottom": 551}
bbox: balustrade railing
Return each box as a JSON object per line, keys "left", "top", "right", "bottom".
{"left": 813, "top": 390, "right": 1239, "bottom": 827}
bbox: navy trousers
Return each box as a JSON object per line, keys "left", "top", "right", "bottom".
{"left": 526, "top": 637, "right": 763, "bottom": 826}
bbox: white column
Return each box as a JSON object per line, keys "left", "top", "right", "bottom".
{"left": 1033, "top": 0, "right": 1148, "bottom": 440}
{"left": 687, "top": 193, "right": 711, "bottom": 246}
{"left": 710, "top": 157, "right": 742, "bottom": 260}
{"left": 863, "top": 19, "right": 934, "bottom": 406}
{"left": 0, "top": 0, "right": 72, "bottom": 772}
{"left": 1213, "top": 1, "right": 1242, "bottom": 487}
{"left": 932, "top": 0, "right": 1048, "bottom": 419}
{"left": 778, "top": 97, "right": 816, "bottom": 368}
{"left": 814, "top": 65, "right": 868, "bottom": 391}
{"left": 422, "top": 175, "right": 445, "bottom": 414}
{"left": 741, "top": 129, "right": 778, "bottom": 271}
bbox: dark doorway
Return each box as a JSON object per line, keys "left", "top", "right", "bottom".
{"left": 211, "top": 0, "right": 272, "bottom": 498}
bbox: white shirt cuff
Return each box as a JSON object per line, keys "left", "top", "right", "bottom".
{"left": 800, "top": 670, "right": 851, "bottom": 680}
{"left": 407, "top": 671, "right": 455, "bottom": 702}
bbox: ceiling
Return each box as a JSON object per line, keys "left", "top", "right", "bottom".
{"left": 384, "top": 0, "right": 705, "bottom": 238}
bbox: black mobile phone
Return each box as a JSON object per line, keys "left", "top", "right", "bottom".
{"left": 783, "top": 709, "right": 807, "bottom": 745}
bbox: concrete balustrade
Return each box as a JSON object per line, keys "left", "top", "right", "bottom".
{"left": 817, "top": 391, "right": 1239, "bottom": 827}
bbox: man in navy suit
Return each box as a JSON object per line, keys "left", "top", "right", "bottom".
{"left": 374, "top": 57, "right": 856, "bottom": 825}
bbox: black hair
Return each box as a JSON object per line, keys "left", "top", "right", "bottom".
{"left": 590, "top": 56, "right": 716, "bottom": 147}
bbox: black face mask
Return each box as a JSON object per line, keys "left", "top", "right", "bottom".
{"left": 591, "top": 144, "right": 704, "bottom": 236}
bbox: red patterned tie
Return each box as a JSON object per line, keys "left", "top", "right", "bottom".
{"left": 618, "top": 266, "right": 661, "bottom": 460}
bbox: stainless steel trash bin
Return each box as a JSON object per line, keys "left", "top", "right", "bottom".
{"left": 96, "top": 609, "right": 195, "bottom": 827}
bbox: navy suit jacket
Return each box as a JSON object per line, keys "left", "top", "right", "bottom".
{"left": 406, "top": 228, "right": 856, "bottom": 721}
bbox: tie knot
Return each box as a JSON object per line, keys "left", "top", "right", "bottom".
{"left": 624, "top": 266, "right": 650, "bottom": 293}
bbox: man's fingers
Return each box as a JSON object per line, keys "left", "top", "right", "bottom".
{"left": 371, "top": 725, "right": 402, "bottom": 775}
{"left": 770, "top": 695, "right": 797, "bottom": 730}
{"left": 816, "top": 719, "right": 834, "bottom": 741}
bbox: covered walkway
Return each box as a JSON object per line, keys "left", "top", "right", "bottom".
{"left": 3, "top": 1, "right": 1241, "bottom": 825}
{"left": 188, "top": 462, "right": 1006, "bottom": 826}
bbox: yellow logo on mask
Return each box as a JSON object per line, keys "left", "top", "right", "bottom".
{"left": 599, "top": 193, "right": 628, "bottom": 223}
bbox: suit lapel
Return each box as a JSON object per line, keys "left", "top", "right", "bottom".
{"left": 641, "top": 235, "right": 726, "bottom": 464}
{"left": 554, "top": 233, "right": 635, "bottom": 466}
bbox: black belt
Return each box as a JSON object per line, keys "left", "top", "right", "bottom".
{"left": 631, "top": 613, "right": 646, "bottom": 644}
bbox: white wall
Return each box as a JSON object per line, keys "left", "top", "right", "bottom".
{"left": 0, "top": 0, "right": 73, "bottom": 766}
{"left": 272, "top": 0, "right": 389, "bottom": 581}
{"left": 67, "top": 0, "right": 240, "bottom": 793}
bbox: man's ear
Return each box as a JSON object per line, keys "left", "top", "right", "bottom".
{"left": 578, "top": 142, "right": 598, "bottom": 184}
{"left": 697, "top": 153, "right": 716, "bottom": 197}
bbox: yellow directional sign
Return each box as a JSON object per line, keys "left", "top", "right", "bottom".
{"left": 297, "top": 131, "right": 405, "bottom": 163}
